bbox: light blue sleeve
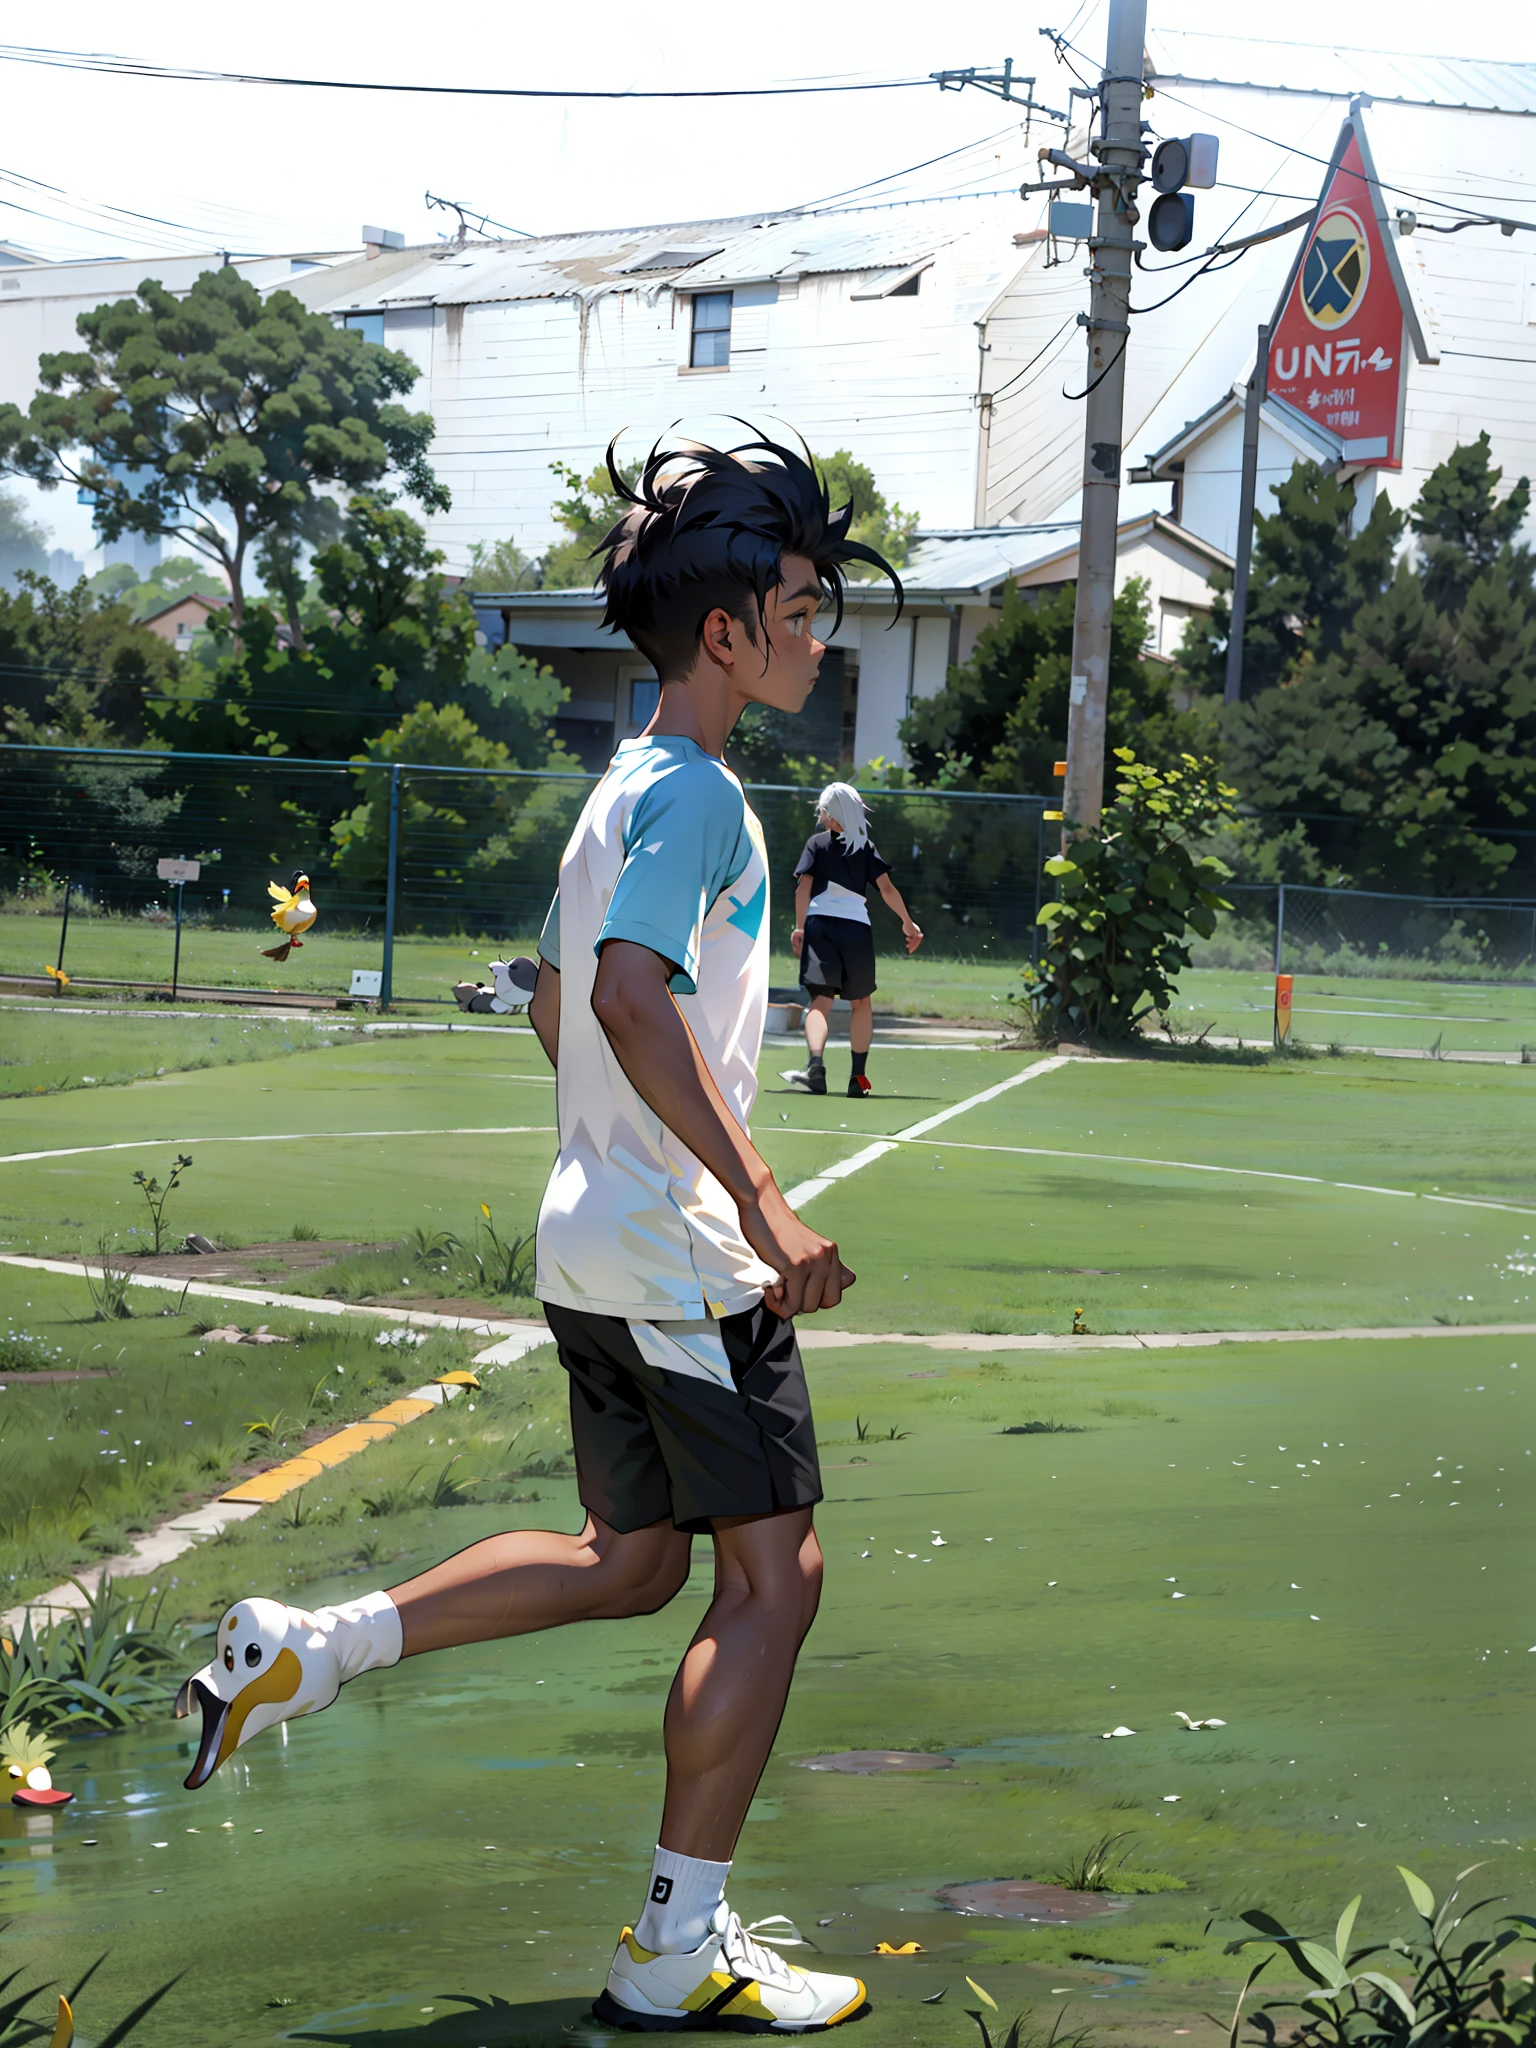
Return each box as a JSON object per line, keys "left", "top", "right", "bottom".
{"left": 597, "top": 766, "right": 751, "bottom": 993}
{"left": 537, "top": 891, "right": 560, "bottom": 970}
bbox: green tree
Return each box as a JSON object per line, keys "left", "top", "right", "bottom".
{"left": 0, "top": 265, "right": 446, "bottom": 631}
{"left": 87, "top": 553, "right": 227, "bottom": 624}
{"left": 540, "top": 458, "right": 643, "bottom": 589}
{"left": 0, "top": 484, "right": 50, "bottom": 588}
{"left": 0, "top": 570, "right": 180, "bottom": 748}
{"left": 1408, "top": 428, "right": 1531, "bottom": 614}
{"left": 1177, "top": 459, "right": 1403, "bottom": 701}
{"left": 901, "top": 578, "right": 1208, "bottom": 791}
{"left": 463, "top": 536, "right": 539, "bottom": 592}
{"left": 813, "top": 449, "right": 917, "bottom": 580}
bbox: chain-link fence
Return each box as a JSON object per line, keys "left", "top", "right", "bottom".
{"left": 1202, "top": 882, "right": 1536, "bottom": 982}
{"left": 0, "top": 744, "right": 1049, "bottom": 1006}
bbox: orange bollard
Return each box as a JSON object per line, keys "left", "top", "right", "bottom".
{"left": 1274, "top": 973, "right": 1293, "bottom": 1046}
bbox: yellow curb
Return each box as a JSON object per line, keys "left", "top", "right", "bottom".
{"left": 220, "top": 1393, "right": 441, "bottom": 1503}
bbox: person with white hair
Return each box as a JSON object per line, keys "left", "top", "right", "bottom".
{"left": 782, "top": 781, "right": 923, "bottom": 1098}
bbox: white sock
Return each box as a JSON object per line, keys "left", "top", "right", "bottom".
{"left": 317, "top": 1590, "right": 402, "bottom": 1681}
{"left": 634, "top": 1845, "right": 731, "bottom": 1954}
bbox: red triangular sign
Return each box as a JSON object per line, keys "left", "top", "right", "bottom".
{"left": 1266, "top": 118, "right": 1412, "bottom": 468}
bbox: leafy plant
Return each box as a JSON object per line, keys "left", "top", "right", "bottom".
{"left": 289, "top": 1221, "right": 320, "bottom": 1242}
{"left": 1050, "top": 1831, "right": 1138, "bottom": 1893}
{"left": 359, "top": 1468, "right": 425, "bottom": 1518}
{"left": 408, "top": 1225, "right": 461, "bottom": 1264}
{"left": 243, "top": 1408, "right": 290, "bottom": 1445}
{"left": 84, "top": 1236, "right": 133, "bottom": 1321}
{"left": 129, "top": 1152, "right": 192, "bottom": 1255}
{"left": 1000, "top": 1421, "right": 1084, "bottom": 1435}
{"left": 1221, "top": 1863, "right": 1536, "bottom": 2048}
{"left": 1026, "top": 750, "right": 1235, "bottom": 1042}
{"left": 469, "top": 1202, "right": 536, "bottom": 1297}
{"left": 0, "top": 1325, "right": 68, "bottom": 1373}
{"left": 0, "top": 1578, "right": 186, "bottom": 1733}
{"left": 425, "top": 1454, "right": 485, "bottom": 1509}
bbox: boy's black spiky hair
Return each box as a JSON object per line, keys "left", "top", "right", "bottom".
{"left": 593, "top": 426, "right": 903, "bottom": 680}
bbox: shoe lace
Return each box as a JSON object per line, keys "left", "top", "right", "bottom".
{"left": 718, "top": 1909, "right": 798, "bottom": 1990}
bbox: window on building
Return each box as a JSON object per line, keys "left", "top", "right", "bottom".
{"left": 690, "top": 293, "right": 732, "bottom": 368}
{"left": 630, "top": 677, "right": 661, "bottom": 728}
{"left": 343, "top": 311, "right": 386, "bottom": 347}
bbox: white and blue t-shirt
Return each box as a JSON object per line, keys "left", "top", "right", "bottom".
{"left": 534, "top": 735, "right": 775, "bottom": 1323}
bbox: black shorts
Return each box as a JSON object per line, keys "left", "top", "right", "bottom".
{"left": 799, "top": 915, "right": 877, "bottom": 1001}
{"left": 543, "top": 1302, "right": 823, "bottom": 1534}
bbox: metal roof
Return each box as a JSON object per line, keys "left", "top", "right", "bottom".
{"left": 293, "top": 199, "right": 982, "bottom": 313}
{"left": 1145, "top": 31, "right": 1536, "bottom": 115}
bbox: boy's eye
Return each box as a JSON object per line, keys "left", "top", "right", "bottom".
{"left": 786, "top": 614, "right": 806, "bottom": 637}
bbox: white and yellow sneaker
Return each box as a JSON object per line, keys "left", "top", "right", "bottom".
{"left": 595, "top": 1904, "right": 869, "bottom": 2033}
{"left": 174, "top": 1592, "right": 401, "bottom": 1789}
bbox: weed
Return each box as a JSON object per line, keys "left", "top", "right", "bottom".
{"left": 1000, "top": 1421, "right": 1084, "bottom": 1435}
{"left": 470, "top": 1203, "right": 536, "bottom": 1296}
{"left": 85, "top": 1237, "right": 133, "bottom": 1321}
{"left": 1050, "top": 1831, "right": 1138, "bottom": 1893}
{"left": 289, "top": 1221, "right": 320, "bottom": 1241}
{"left": 1220, "top": 1863, "right": 1536, "bottom": 2048}
{"left": 0, "top": 1324, "right": 68, "bottom": 1373}
{"left": 425, "top": 1453, "right": 484, "bottom": 1509}
{"left": 360, "top": 1468, "right": 425, "bottom": 1517}
{"left": 244, "top": 1408, "right": 290, "bottom": 1445}
{"left": 1426, "top": 1032, "right": 1444, "bottom": 1060}
{"left": 408, "top": 1225, "right": 461, "bottom": 1263}
{"left": 129, "top": 1153, "right": 193, "bottom": 1255}
{"left": 0, "top": 1577, "right": 187, "bottom": 1733}
{"left": 855, "top": 1416, "right": 912, "bottom": 1443}
{"left": 963, "top": 1979, "right": 1094, "bottom": 2048}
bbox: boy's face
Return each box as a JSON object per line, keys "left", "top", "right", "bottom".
{"left": 734, "top": 552, "right": 827, "bottom": 717}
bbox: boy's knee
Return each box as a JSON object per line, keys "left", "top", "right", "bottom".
{"left": 592, "top": 1541, "right": 689, "bottom": 1619}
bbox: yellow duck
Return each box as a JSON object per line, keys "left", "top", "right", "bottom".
{"left": 1, "top": 1718, "right": 73, "bottom": 1807}
{"left": 262, "top": 870, "right": 317, "bottom": 963}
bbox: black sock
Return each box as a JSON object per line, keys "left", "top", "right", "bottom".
{"left": 851, "top": 1051, "right": 868, "bottom": 1079}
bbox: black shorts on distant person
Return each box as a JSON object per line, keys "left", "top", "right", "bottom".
{"left": 799, "top": 913, "right": 877, "bottom": 1001}
{"left": 542, "top": 1302, "right": 823, "bottom": 1534}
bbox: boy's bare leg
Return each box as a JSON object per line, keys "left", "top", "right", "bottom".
{"left": 804, "top": 994, "right": 834, "bottom": 1062}
{"left": 389, "top": 1512, "right": 692, "bottom": 1654}
{"left": 848, "top": 998, "right": 873, "bottom": 1056}
{"left": 657, "top": 1508, "right": 822, "bottom": 1860}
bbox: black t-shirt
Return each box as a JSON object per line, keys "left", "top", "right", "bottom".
{"left": 793, "top": 830, "right": 891, "bottom": 908}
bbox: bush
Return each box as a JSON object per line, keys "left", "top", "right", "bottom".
{"left": 0, "top": 1577, "right": 187, "bottom": 1733}
{"left": 1026, "top": 750, "right": 1234, "bottom": 1041}
{"left": 1222, "top": 1863, "right": 1536, "bottom": 2048}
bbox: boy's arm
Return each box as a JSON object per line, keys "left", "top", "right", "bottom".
{"left": 790, "top": 874, "right": 812, "bottom": 957}
{"left": 591, "top": 939, "right": 853, "bottom": 1318}
{"left": 528, "top": 956, "right": 560, "bottom": 1068}
{"left": 876, "top": 872, "right": 924, "bottom": 954}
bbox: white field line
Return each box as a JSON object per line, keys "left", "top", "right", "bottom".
{"left": 0, "top": 1253, "right": 550, "bottom": 1341}
{"left": 0, "top": 1126, "right": 557, "bottom": 1166}
{"left": 781, "top": 1054, "right": 1090, "bottom": 1207}
{"left": 801, "top": 1132, "right": 1536, "bottom": 1219}
{"left": 796, "top": 1319, "right": 1536, "bottom": 1354}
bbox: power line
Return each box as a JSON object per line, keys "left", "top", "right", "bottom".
{"left": 0, "top": 42, "right": 933, "bottom": 100}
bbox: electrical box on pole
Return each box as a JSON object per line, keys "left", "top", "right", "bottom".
{"left": 1146, "top": 134, "right": 1219, "bottom": 252}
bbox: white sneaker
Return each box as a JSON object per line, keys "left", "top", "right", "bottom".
{"left": 595, "top": 1902, "right": 869, "bottom": 2032}
{"left": 174, "top": 1592, "right": 401, "bottom": 1790}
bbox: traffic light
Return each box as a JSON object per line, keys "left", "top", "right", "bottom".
{"left": 1146, "top": 133, "right": 1219, "bottom": 253}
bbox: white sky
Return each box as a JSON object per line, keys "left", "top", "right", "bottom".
{"left": 2, "top": 0, "right": 1530, "bottom": 262}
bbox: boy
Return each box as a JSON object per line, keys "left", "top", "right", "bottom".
{"left": 174, "top": 432, "right": 900, "bottom": 2033}
{"left": 783, "top": 783, "right": 923, "bottom": 1099}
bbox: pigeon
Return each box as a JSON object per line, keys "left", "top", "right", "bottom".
{"left": 1172, "top": 1711, "right": 1227, "bottom": 1730}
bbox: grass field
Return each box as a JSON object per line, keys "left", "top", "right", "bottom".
{"left": 8, "top": 900, "right": 1536, "bottom": 1055}
{"left": 0, "top": 1013, "right": 1534, "bottom": 2044}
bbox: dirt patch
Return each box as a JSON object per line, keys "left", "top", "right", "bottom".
{"left": 798, "top": 1751, "right": 955, "bottom": 1774}
{"left": 118, "top": 1241, "right": 387, "bottom": 1282}
{"left": 939, "top": 1880, "right": 1130, "bottom": 1921}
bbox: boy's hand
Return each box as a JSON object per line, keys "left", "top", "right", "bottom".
{"left": 902, "top": 920, "right": 924, "bottom": 955}
{"left": 741, "top": 1184, "right": 855, "bottom": 1318}
{"left": 790, "top": 926, "right": 805, "bottom": 958}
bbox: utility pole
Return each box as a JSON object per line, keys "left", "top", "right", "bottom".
{"left": 1224, "top": 323, "right": 1269, "bottom": 704}
{"left": 1058, "top": 0, "right": 1148, "bottom": 838}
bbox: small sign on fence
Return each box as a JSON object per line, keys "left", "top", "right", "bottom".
{"left": 155, "top": 857, "right": 201, "bottom": 883}
{"left": 1274, "top": 973, "right": 1294, "bottom": 1046}
{"left": 349, "top": 969, "right": 383, "bottom": 998}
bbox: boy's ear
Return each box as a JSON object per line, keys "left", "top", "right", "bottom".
{"left": 699, "top": 604, "right": 738, "bottom": 671}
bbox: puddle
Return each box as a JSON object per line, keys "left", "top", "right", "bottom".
{"left": 798, "top": 1752, "right": 955, "bottom": 1773}
{"left": 940, "top": 1880, "right": 1131, "bottom": 1921}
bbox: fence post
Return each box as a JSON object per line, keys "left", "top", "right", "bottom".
{"left": 1274, "top": 882, "right": 1287, "bottom": 975}
{"left": 380, "top": 763, "right": 401, "bottom": 1010}
{"left": 1032, "top": 804, "right": 1046, "bottom": 965}
{"left": 53, "top": 875, "right": 72, "bottom": 992}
